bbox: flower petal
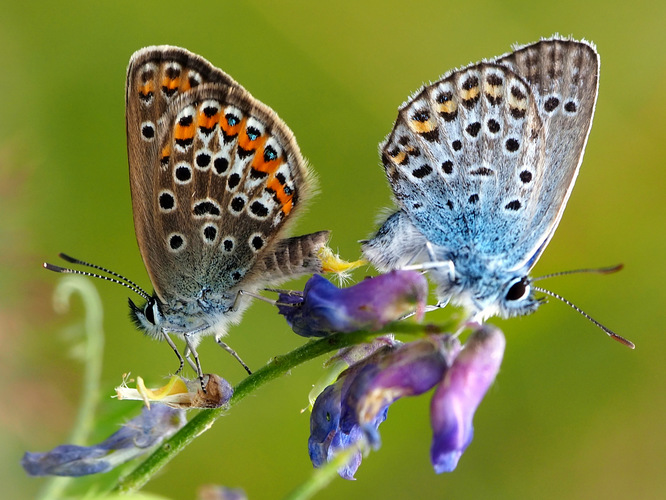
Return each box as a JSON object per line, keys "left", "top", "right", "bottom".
{"left": 430, "top": 324, "right": 505, "bottom": 473}
{"left": 308, "top": 343, "right": 397, "bottom": 479}
{"left": 308, "top": 334, "right": 464, "bottom": 477}
{"left": 307, "top": 336, "right": 397, "bottom": 411}
{"left": 348, "top": 335, "right": 459, "bottom": 446}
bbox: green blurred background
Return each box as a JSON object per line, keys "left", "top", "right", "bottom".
{"left": 2, "top": 1, "right": 665, "bottom": 498}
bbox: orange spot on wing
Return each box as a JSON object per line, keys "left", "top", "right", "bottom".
{"left": 484, "top": 81, "right": 502, "bottom": 98}
{"left": 162, "top": 76, "right": 180, "bottom": 92}
{"left": 245, "top": 136, "right": 270, "bottom": 168}
{"left": 266, "top": 176, "right": 281, "bottom": 193}
{"left": 198, "top": 109, "right": 220, "bottom": 130}
{"left": 461, "top": 86, "right": 480, "bottom": 101}
{"left": 139, "top": 81, "right": 155, "bottom": 97}
{"left": 161, "top": 144, "right": 171, "bottom": 158}
{"left": 174, "top": 121, "right": 195, "bottom": 141}
{"left": 252, "top": 150, "right": 281, "bottom": 174}
{"left": 437, "top": 100, "right": 457, "bottom": 114}
{"left": 410, "top": 117, "right": 437, "bottom": 134}
{"left": 266, "top": 175, "right": 294, "bottom": 215}
{"left": 238, "top": 124, "right": 265, "bottom": 151}
{"left": 390, "top": 150, "right": 407, "bottom": 164}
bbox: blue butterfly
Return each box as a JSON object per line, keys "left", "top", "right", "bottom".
{"left": 362, "top": 37, "right": 632, "bottom": 347}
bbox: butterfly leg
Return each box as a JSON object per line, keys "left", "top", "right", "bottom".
{"left": 435, "top": 298, "right": 451, "bottom": 309}
{"left": 230, "top": 289, "right": 246, "bottom": 312}
{"left": 183, "top": 333, "right": 206, "bottom": 392}
{"left": 215, "top": 337, "right": 252, "bottom": 375}
{"left": 182, "top": 348, "right": 199, "bottom": 373}
{"left": 162, "top": 330, "right": 185, "bottom": 375}
{"left": 425, "top": 241, "right": 437, "bottom": 263}
{"left": 396, "top": 303, "right": 442, "bottom": 320}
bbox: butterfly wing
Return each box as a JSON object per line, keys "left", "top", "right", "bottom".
{"left": 126, "top": 46, "right": 320, "bottom": 303}
{"left": 377, "top": 37, "right": 597, "bottom": 273}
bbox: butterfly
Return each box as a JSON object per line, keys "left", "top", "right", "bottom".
{"left": 46, "top": 46, "right": 330, "bottom": 382}
{"left": 361, "top": 36, "right": 633, "bottom": 347}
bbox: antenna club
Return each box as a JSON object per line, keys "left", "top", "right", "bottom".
{"left": 612, "top": 335, "right": 635, "bottom": 349}
{"left": 601, "top": 263, "right": 624, "bottom": 274}
{"left": 44, "top": 262, "right": 66, "bottom": 273}
{"left": 58, "top": 253, "right": 77, "bottom": 263}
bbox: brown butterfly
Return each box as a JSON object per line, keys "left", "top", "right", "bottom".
{"left": 46, "top": 46, "right": 329, "bottom": 385}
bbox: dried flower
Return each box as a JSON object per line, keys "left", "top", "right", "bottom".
{"left": 116, "top": 373, "right": 233, "bottom": 409}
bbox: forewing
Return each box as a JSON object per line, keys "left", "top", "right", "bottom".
{"left": 126, "top": 47, "right": 313, "bottom": 302}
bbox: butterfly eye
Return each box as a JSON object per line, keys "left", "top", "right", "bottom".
{"left": 144, "top": 301, "right": 156, "bottom": 324}
{"left": 505, "top": 278, "right": 530, "bottom": 301}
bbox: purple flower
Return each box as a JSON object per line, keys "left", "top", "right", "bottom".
{"left": 309, "top": 343, "right": 397, "bottom": 479}
{"left": 307, "top": 336, "right": 397, "bottom": 410}
{"left": 308, "top": 383, "right": 368, "bottom": 480}
{"left": 430, "top": 324, "right": 505, "bottom": 473}
{"left": 22, "top": 404, "right": 185, "bottom": 476}
{"left": 308, "top": 324, "right": 505, "bottom": 478}
{"left": 309, "top": 335, "right": 460, "bottom": 478}
{"left": 277, "top": 271, "right": 428, "bottom": 337}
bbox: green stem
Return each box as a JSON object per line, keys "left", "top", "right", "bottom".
{"left": 39, "top": 277, "right": 105, "bottom": 500}
{"left": 114, "top": 322, "right": 434, "bottom": 493}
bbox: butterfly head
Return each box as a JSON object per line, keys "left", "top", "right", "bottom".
{"left": 455, "top": 274, "right": 542, "bottom": 321}
{"left": 129, "top": 295, "right": 165, "bottom": 339}
{"left": 432, "top": 259, "right": 542, "bottom": 321}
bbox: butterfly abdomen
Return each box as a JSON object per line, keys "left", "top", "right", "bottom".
{"left": 255, "top": 231, "right": 330, "bottom": 284}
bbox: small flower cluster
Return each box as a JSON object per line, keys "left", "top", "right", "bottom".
{"left": 116, "top": 373, "right": 234, "bottom": 409}
{"left": 308, "top": 326, "right": 504, "bottom": 478}
{"left": 277, "top": 271, "right": 506, "bottom": 478}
